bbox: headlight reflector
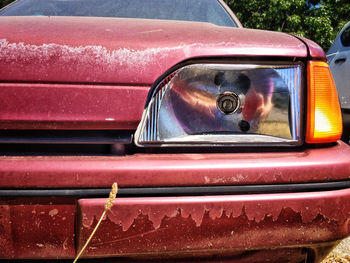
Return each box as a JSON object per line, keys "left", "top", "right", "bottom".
{"left": 135, "top": 63, "right": 303, "bottom": 147}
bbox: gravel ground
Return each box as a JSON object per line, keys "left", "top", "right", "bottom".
{"left": 322, "top": 237, "right": 350, "bottom": 263}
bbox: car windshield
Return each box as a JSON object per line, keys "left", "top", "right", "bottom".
{"left": 0, "top": 0, "right": 237, "bottom": 27}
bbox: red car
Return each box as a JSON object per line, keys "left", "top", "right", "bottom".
{"left": 0, "top": 0, "right": 349, "bottom": 262}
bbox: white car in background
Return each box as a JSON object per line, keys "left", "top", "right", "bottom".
{"left": 327, "top": 21, "right": 350, "bottom": 142}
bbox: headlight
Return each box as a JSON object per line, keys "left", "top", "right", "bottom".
{"left": 135, "top": 63, "right": 303, "bottom": 147}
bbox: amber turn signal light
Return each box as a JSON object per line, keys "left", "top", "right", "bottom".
{"left": 306, "top": 61, "right": 342, "bottom": 143}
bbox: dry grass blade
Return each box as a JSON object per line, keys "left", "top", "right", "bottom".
{"left": 73, "top": 182, "right": 118, "bottom": 263}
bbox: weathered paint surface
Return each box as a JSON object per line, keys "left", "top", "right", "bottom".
{"left": 0, "top": 16, "right": 309, "bottom": 85}
{"left": 0, "top": 11, "right": 344, "bottom": 262}
{"left": 0, "top": 142, "right": 349, "bottom": 189}
{"left": 297, "top": 35, "right": 327, "bottom": 60}
{"left": 0, "top": 83, "right": 148, "bottom": 129}
{"left": 70, "top": 250, "right": 306, "bottom": 263}
{"left": 77, "top": 189, "right": 350, "bottom": 258}
{"left": 0, "top": 198, "right": 75, "bottom": 259}
{"left": 0, "top": 16, "right": 324, "bottom": 129}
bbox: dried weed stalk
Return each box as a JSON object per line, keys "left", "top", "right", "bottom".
{"left": 73, "top": 182, "right": 118, "bottom": 263}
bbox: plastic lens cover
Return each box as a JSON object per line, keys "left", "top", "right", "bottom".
{"left": 135, "top": 63, "right": 303, "bottom": 147}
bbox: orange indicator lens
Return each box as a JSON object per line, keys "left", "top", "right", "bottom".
{"left": 306, "top": 61, "right": 342, "bottom": 143}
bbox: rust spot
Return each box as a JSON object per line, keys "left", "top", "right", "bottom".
{"left": 49, "top": 209, "right": 58, "bottom": 217}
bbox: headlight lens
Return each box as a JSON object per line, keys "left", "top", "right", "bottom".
{"left": 135, "top": 63, "right": 303, "bottom": 147}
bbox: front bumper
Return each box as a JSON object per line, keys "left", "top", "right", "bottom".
{"left": 0, "top": 142, "right": 349, "bottom": 261}
{"left": 0, "top": 142, "right": 349, "bottom": 189}
{"left": 1, "top": 188, "right": 350, "bottom": 261}
{"left": 77, "top": 189, "right": 350, "bottom": 259}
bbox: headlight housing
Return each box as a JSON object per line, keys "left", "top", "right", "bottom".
{"left": 135, "top": 63, "right": 303, "bottom": 147}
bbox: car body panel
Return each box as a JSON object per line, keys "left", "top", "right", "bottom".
{"left": 0, "top": 197, "right": 76, "bottom": 259}
{"left": 327, "top": 22, "right": 350, "bottom": 59}
{"left": 0, "top": 16, "right": 308, "bottom": 86}
{"left": 76, "top": 189, "right": 350, "bottom": 258}
{"left": 342, "top": 109, "right": 350, "bottom": 141}
{"left": 327, "top": 21, "right": 350, "bottom": 141}
{"left": 0, "top": 1, "right": 348, "bottom": 262}
{"left": 0, "top": 16, "right": 312, "bottom": 130}
{"left": 0, "top": 83, "right": 149, "bottom": 129}
{"left": 1, "top": 189, "right": 349, "bottom": 260}
{"left": 0, "top": 17, "right": 328, "bottom": 130}
{"left": 327, "top": 21, "right": 350, "bottom": 110}
{"left": 295, "top": 35, "right": 327, "bottom": 61}
{"left": 330, "top": 52, "right": 350, "bottom": 110}
{"left": 0, "top": 142, "right": 349, "bottom": 189}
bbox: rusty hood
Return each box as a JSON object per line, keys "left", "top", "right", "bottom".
{"left": 0, "top": 16, "right": 309, "bottom": 85}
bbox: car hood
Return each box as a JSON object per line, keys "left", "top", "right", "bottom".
{"left": 0, "top": 16, "right": 308, "bottom": 85}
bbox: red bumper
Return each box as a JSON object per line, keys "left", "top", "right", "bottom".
{"left": 0, "top": 142, "right": 349, "bottom": 189}
{"left": 0, "top": 142, "right": 349, "bottom": 260}
{"left": 1, "top": 189, "right": 350, "bottom": 261}
{"left": 77, "top": 189, "right": 350, "bottom": 258}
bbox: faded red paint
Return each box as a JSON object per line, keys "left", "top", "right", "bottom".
{"left": 296, "top": 35, "right": 327, "bottom": 60}
{"left": 0, "top": 4, "right": 347, "bottom": 262}
{"left": 0, "top": 142, "right": 349, "bottom": 189}
{"left": 77, "top": 189, "right": 350, "bottom": 258}
{"left": 0, "top": 83, "right": 148, "bottom": 129}
{"left": 0, "top": 198, "right": 75, "bottom": 259}
{"left": 68, "top": 249, "right": 307, "bottom": 263}
{"left": 0, "top": 16, "right": 325, "bottom": 130}
{"left": 0, "top": 17, "right": 309, "bottom": 86}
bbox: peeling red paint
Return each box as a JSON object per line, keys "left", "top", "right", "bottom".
{"left": 0, "top": 198, "right": 76, "bottom": 259}
{"left": 49, "top": 209, "right": 58, "bottom": 217}
{"left": 0, "top": 7, "right": 346, "bottom": 262}
{"left": 80, "top": 190, "right": 350, "bottom": 230}
{"left": 77, "top": 189, "right": 350, "bottom": 258}
{"left": 0, "top": 205, "right": 14, "bottom": 258}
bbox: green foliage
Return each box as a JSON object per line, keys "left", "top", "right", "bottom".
{"left": 225, "top": 0, "right": 350, "bottom": 51}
